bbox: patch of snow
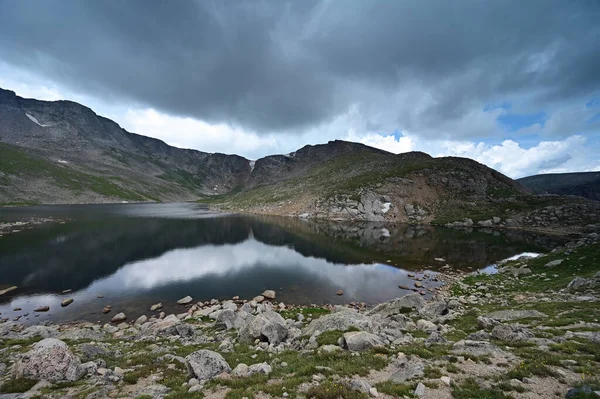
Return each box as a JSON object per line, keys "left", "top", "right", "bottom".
{"left": 249, "top": 160, "right": 256, "bottom": 173}
{"left": 283, "top": 152, "right": 296, "bottom": 158}
{"left": 504, "top": 252, "right": 540, "bottom": 262}
{"left": 381, "top": 202, "right": 391, "bottom": 213}
{"left": 298, "top": 213, "right": 310, "bottom": 218}
{"left": 25, "top": 113, "right": 48, "bottom": 127}
{"left": 57, "top": 159, "right": 68, "bottom": 164}
{"left": 380, "top": 228, "right": 390, "bottom": 237}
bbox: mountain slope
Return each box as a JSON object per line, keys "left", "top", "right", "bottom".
{"left": 518, "top": 172, "right": 600, "bottom": 201}
{"left": 0, "top": 88, "right": 250, "bottom": 203}
{"left": 6, "top": 87, "right": 596, "bottom": 229}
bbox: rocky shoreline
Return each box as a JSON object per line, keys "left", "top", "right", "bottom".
{"left": 1, "top": 234, "right": 599, "bottom": 398}
{"left": 0, "top": 218, "right": 62, "bottom": 238}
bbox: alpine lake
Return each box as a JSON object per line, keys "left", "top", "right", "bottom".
{"left": 0, "top": 202, "right": 563, "bottom": 325}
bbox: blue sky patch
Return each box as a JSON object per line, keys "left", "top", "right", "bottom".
{"left": 497, "top": 111, "right": 547, "bottom": 132}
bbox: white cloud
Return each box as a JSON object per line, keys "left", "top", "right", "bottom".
{"left": 1, "top": 62, "right": 598, "bottom": 178}
{"left": 351, "top": 132, "right": 598, "bottom": 178}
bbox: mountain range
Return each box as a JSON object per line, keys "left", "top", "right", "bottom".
{"left": 518, "top": 172, "right": 600, "bottom": 202}
{"left": 2, "top": 87, "right": 598, "bottom": 228}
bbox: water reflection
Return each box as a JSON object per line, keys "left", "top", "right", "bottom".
{"left": 0, "top": 203, "right": 564, "bottom": 323}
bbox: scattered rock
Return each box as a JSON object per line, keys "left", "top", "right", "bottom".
{"left": 440, "top": 376, "right": 451, "bottom": 386}
{"left": 61, "top": 298, "right": 74, "bottom": 307}
{"left": 544, "top": 259, "right": 564, "bottom": 267}
{"left": 185, "top": 350, "right": 231, "bottom": 381}
{"left": 13, "top": 338, "right": 84, "bottom": 382}
{"left": 304, "top": 310, "right": 373, "bottom": 335}
{"left": 111, "top": 313, "right": 127, "bottom": 323}
{"left": 389, "top": 358, "right": 424, "bottom": 383}
{"left": 232, "top": 362, "right": 272, "bottom": 377}
{"left": 336, "top": 290, "right": 344, "bottom": 295}
{"left": 0, "top": 286, "right": 17, "bottom": 296}
{"left": 491, "top": 324, "right": 534, "bottom": 342}
{"left": 150, "top": 303, "right": 163, "bottom": 311}
{"left": 343, "top": 331, "right": 384, "bottom": 351}
{"left": 262, "top": 290, "right": 276, "bottom": 299}
{"left": 239, "top": 311, "right": 288, "bottom": 344}
{"left": 177, "top": 296, "right": 193, "bottom": 305}
{"left": 414, "top": 382, "right": 426, "bottom": 397}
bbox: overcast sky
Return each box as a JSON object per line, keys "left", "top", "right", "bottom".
{"left": 1, "top": 0, "right": 599, "bottom": 178}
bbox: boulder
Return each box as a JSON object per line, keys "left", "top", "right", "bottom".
{"left": 389, "top": 358, "right": 424, "bottom": 383}
{"left": 262, "top": 290, "right": 276, "bottom": 300}
{"left": 13, "top": 338, "right": 84, "bottom": 382}
{"left": 343, "top": 331, "right": 384, "bottom": 351}
{"left": 491, "top": 324, "right": 534, "bottom": 342}
{"left": 420, "top": 300, "right": 449, "bottom": 318}
{"left": 304, "top": 311, "right": 373, "bottom": 336}
{"left": 567, "top": 277, "right": 599, "bottom": 291}
{"left": 61, "top": 298, "right": 74, "bottom": 307}
{"left": 368, "top": 294, "right": 426, "bottom": 318}
{"left": 231, "top": 362, "right": 272, "bottom": 377}
{"left": 185, "top": 350, "right": 231, "bottom": 381}
{"left": 111, "top": 313, "right": 126, "bottom": 323}
{"left": 177, "top": 296, "right": 193, "bottom": 305}
{"left": 238, "top": 311, "right": 288, "bottom": 344}
{"left": 544, "top": 259, "right": 564, "bottom": 268}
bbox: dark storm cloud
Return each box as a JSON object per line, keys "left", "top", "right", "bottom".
{"left": 0, "top": 0, "right": 598, "bottom": 136}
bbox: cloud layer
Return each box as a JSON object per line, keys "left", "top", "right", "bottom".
{"left": 0, "top": 1, "right": 598, "bottom": 177}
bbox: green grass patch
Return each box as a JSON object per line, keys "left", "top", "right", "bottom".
{"left": 306, "top": 381, "right": 367, "bottom": 399}
{"left": 374, "top": 381, "right": 415, "bottom": 397}
{"left": 452, "top": 378, "right": 514, "bottom": 399}
{"left": 0, "top": 378, "right": 37, "bottom": 393}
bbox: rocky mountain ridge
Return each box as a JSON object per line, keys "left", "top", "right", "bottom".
{"left": 3, "top": 87, "right": 600, "bottom": 231}
{"left": 518, "top": 172, "right": 600, "bottom": 202}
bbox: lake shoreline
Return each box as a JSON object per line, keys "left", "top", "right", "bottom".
{"left": 1, "top": 234, "right": 598, "bottom": 398}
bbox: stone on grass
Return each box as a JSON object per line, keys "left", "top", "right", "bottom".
{"left": 414, "top": 382, "right": 426, "bottom": 397}
{"left": 185, "top": 350, "right": 231, "bottom": 381}
{"left": 343, "top": 331, "right": 384, "bottom": 351}
{"left": 491, "top": 324, "right": 534, "bottom": 342}
{"left": 13, "top": 338, "right": 84, "bottom": 382}
{"left": 304, "top": 310, "right": 373, "bottom": 336}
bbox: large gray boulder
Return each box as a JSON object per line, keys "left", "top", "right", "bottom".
{"left": 238, "top": 311, "right": 288, "bottom": 344}
{"left": 143, "top": 314, "right": 195, "bottom": 337}
{"left": 343, "top": 331, "right": 384, "bottom": 351}
{"left": 185, "top": 350, "right": 231, "bottom": 381}
{"left": 491, "top": 324, "right": 534, "bottom": 341}
{"left": 304, "top": 311, "right": 373, "bottom": 336}
{"left": 368, "top": 294, "right": 426, "bottom": 318}
{"left": 13, "top": 338, "right": 84, "bottom": 382}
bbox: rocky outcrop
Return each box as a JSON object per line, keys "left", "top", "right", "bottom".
{"left": 13, "top": 338, "right": 84, "bottom": 382}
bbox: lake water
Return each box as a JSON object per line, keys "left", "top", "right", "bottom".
{"left": 0, "top": 202, "right": 562, "bottom": 325}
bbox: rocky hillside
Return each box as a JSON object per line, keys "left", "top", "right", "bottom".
{"left": 4, "top": 87, "right": 600, "bottom": 229}
{"left": 518, "top": 172, "right": 600, "bottom": 201}
{"left": 0, "top": 88, "right": 250, "bottom": 204}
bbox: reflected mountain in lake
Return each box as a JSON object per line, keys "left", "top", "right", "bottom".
{"left": 0, "top": 203, "right": 563, "bottom": 323}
